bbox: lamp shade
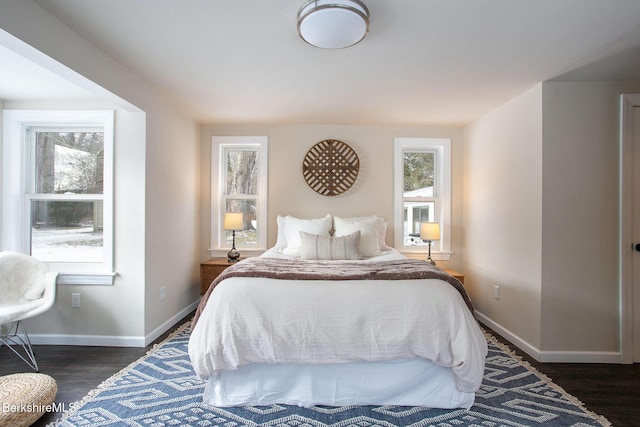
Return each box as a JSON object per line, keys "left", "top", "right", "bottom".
{"left": 297, "top": 0, "right": 370, "bottom": 49}
{"left": 420, "top": 222, "right": 440, "bottom": 241}
{"left": 223, "top": 213, "right": 244, "bottom": 231}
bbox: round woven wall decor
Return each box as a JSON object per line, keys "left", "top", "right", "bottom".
{"left": 302, "top": 139, "right": 360, "bottom": 196}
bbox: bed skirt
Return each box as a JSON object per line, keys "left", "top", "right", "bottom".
{"left": 202, "top": 358, "right": 475, "bottom": 409}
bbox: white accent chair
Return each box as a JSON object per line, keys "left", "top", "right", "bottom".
{"left": 0, "top": 252, "right": 58, "bottom": 371}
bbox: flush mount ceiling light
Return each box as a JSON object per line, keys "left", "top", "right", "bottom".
{"left": 297, "top": 0, "right": 370, "bottom": 49}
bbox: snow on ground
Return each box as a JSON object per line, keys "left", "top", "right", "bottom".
{"left": 31, "top": 226, "right": 102, "bottom": 262}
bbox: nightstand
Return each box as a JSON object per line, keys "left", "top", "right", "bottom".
{"left": 200, "top": 258, "right": 234, "bottom": 295}
{"left": 442, "top": 269, "right": 464, "bottom": 284}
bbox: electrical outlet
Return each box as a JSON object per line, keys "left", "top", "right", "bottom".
{"left": 160, "top": 286, "right": 166, "bottom": 301}
{"left": 493, "top": 285, "right": 500, "bottom": 300}
{"left": 71, "top": 293, "right": 81, "bottom": 308}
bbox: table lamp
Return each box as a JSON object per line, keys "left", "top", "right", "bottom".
{"left": 224, "top": 212, "right": 243, "bottom": 262}
{"left": 420, "top": 222, "right": 440, "bottom": 266}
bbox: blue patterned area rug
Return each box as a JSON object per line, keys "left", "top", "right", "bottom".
{"left": 52, "top": 322, "right": 610, "bottom": 427}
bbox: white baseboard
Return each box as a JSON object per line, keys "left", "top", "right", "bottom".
{"left": 475, "top": 311, "right": 541, "bottom": 360}
{"left": 538, "top": 350, "right": 621, "bottom": 363}
{"left": 29, "top": 333, "right": 146, "bottom": 347}
{"left": 476, "top": 310, "right": 622, "bottom": 364}
{"left": 28, "top": 299, "right": 200, "bottom": 348}
{"left": 144, "top": 299, "right": 199, "bottom": 346}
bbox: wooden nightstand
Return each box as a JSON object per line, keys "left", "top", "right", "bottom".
{"left": 442, "top": 269, "right": 464, "bottom": 284}
{"left": 200, "top": 258, "right": 234, "bottom": 295}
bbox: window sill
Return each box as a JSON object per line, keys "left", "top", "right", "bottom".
{"left": 400, "top": 251, "right": 452, "bottom": 261}
{"left": 57, "top": 272, "right": 117, "bottom": 286}
{"left": 208, "top": 248, "right": 265, "bottom": 259}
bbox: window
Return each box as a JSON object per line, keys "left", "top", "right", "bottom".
{"left": 393, "top": 138, "right": 451, "bottom": 258}
{"left": 2, "top": 110, "right": 114, "bottom": 284}
{"left": 211, "top": 136, "right": 268, "bottom": 256}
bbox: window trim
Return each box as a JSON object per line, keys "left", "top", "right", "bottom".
{"left": 2, "top": 110, "right": 115, "bottom": 285}
{"left": 210, "top": 136, "right": 268, "bottom": 257}
{"left": 393, "top": 137, "right": 452, "bottom": 259}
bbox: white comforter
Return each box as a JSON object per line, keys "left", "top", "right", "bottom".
{"left": 189, "top": 255, "right": 487, "bottom": 394}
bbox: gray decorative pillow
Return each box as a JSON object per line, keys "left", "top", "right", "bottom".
{"left": 299, "top": 231, "right": 362, "bottom": 260}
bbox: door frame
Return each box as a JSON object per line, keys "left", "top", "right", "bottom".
{"left": 619, "top": 93, "right": 640, "bottom": 363}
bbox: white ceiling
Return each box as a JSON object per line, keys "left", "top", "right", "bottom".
{"left": 4, "top": 0, "right": 640, "bottom": 126}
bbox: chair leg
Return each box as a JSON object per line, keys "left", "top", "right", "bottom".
{"left": 0, "top": 321, "right": 39, "bottom": 371}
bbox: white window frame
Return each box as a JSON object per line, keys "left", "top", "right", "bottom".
{"left": 2, "top": 110, "right": 115, "bottom": 285}
{"left": 210, "top": 136, "right": 268, "bottom": 257}
{"left": 393, "top": 137, "right": 452, "bottom": 259}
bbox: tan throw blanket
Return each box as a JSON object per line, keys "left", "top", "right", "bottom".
{"left": 193, "top": 257, "right": 473, "bottom": 329}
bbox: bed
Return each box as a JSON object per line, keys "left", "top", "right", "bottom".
{"left": 188, "top": 215, "right": 487, "bottom": 409}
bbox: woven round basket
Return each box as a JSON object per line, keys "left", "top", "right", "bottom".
{"left": 0, "top": 373, "right": 57, "bottom": 427}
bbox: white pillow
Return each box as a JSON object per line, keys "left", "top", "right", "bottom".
{"left": 282, "top": 214, "right": 332, "bottom": 256}
{"left": 333, "top": 216, "right": 383, "bottom": 257}
{"left": 299, "top": 231, "right": 362, "bottom": 260}
{"left": 275, "top": 215, "right": 287, "bottom": 249}
{"left": 336, "top": 215, "right": 389, "bottom": 250}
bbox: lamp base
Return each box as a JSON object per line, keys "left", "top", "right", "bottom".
{"left": 227, "top": 248, "right": 240, "bottom": 262}
{"left": 227, "top": 230, "right": 240, "bottom": 262}
{"left": 425, "top": 240, "right": 436, "bottom": 266}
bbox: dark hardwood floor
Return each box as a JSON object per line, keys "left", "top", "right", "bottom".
{"left": 1, "top": 317, "right": 638, "bottom": 426}
{"left": 488, "top": 329, "right": 640, "bottom": 426}
{"left": 0, "top": 313, "right": 192, "bottom": 426}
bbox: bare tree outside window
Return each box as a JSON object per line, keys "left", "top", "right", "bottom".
{"left": 31, "top": 131, "right": 105, "bottom": 262}
{"left": 226, "top": 150, "right": 257, "bottom": 197}
{"left": 36, "top": 132, "right": 104, "bottom": 194}
{"left": 403, "top": 152, "right": 434, "bottom": 192}
{"left": 224, "top": 149, "right": 259, "bottom": 246}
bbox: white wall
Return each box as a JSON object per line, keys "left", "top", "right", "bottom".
{"left": 463, "top": 85, "right": 543, "bottom": 351}
{"left": 0, "top": 0, "right": 200, "bottom": 345}
{"left": 144, "top": 101, "right": 200, "bottom": 340}
{"left": 540, "top": 81, "right": 640, "bottom": 356}
{"left": 464, "top": 80, "right": 640, "bottom": 361}
{"left": 200, "top": 123, "right": 465, "bottom": 271}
